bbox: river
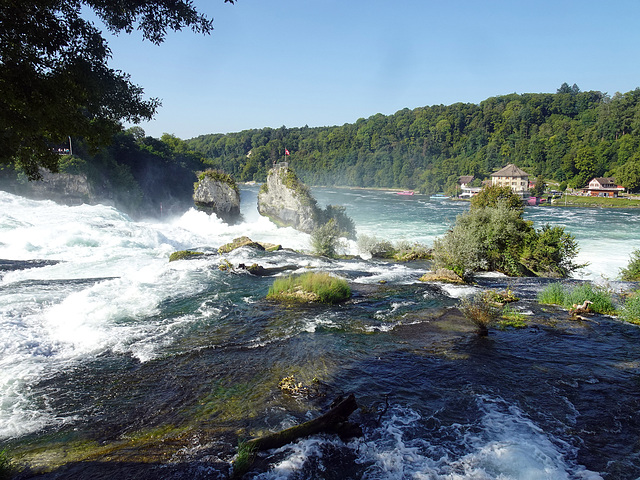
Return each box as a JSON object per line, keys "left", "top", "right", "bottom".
{"left": 0, "top": 187, "right": 639, "bottom": 479}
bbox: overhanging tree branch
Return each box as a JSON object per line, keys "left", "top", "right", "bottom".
{"left": 0, "top": 0, "right": 235, "bottom": 179}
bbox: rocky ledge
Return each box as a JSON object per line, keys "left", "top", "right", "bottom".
{"left": 257, "top": 164, "right": 320, "bottom": 233}
{"left": 193, "top": 170, "right": 241, "bottom": 222}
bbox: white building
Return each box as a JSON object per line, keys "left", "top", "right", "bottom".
{"left": 491, "top": 164, "right": 530, "bottom": 197}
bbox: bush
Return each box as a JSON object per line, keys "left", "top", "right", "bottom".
{"left": 619, "top": 291, "right": 640, "bottom": 324}
{"left": 433, "top": 199, "right": 581, "bottom": 279}
{"left": 459, "top": 291, "right": 501, "bottom": 336}
{"left": 433, "top": 201, "right": 530, "bottom": 278}
{"left": 357, "top": 234, "right": 394, "bottom": 258}
{"left": 620, "top": 249, "right": 640, "bottom": 281}
{"left": 471, "top": 184, "right": 524, "bottom": 211}
{"left": 310, "top": 220, "right": 344, "bottom": 258}
{"left": 319, "top": 205, "right": 356, "bottom": 239}
{"left": 538, "top": 282, "right": 616, "bottom": 315}
{"left": 521, "top": 224, "right": 583, "bottom": 277}
{"left": 267, "top": 272, "right": 351, "bottom": 304}
{"left": 391, "top": 240, "right": 432, "bottom": 261}
{"left": 358, "top": 235, "right": 431, "bottom": 261}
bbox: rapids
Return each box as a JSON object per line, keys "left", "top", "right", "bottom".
{"left": 0, "top": 187, "right": 639, "bottom": 479}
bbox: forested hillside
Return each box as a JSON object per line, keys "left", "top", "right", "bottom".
{"left": 188, "top": 84, "right": 640, "bottom": 194}
{"left": 0, "top": 128, "right": 210, "bottom": 217}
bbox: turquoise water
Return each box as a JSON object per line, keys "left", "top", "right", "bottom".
{"left": 0, "top": 188, "right": 639, "bottom": 479}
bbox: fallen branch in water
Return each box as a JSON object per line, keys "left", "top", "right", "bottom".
{"left": 232, "top": 393, "right": 361, "bottom": 478}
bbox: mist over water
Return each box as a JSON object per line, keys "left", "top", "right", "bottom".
{"left": 1, "top": 188, "right": 639, "bottom": 479}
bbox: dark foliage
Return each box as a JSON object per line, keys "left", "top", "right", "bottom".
{"left": 0, "top": 0, "right": 233, "bottom": 179}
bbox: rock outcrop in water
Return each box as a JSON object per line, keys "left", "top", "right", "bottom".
{"left": 257, "top": 163, "right": 321, "bottom": 233}
{"left": 193, "top": 170, "right": 241, "bottom": 221}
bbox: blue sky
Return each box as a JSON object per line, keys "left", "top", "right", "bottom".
{"left": 101, "top": 0, "right": 640, "bottom": 139}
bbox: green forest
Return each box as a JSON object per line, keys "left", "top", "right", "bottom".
{"left": 187, "top": 83, "right": 640, "bottom": 195}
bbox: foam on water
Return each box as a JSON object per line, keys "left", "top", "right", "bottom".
{"left": 0, "top": 192, "right": 300, "bottom": 438}
{"left": 253, "top": 396, "right": 602, "bottom": 480}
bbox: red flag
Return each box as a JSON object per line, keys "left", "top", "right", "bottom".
{"left": 285, "top": 148, "right": 290, "bottom": 156}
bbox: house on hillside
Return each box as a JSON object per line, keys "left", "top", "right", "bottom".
{"left": 582, "top": 177, "right": 625, "bottom": 197}
{"left": 491, "top": 164, "right": 530, "bottom": 197}
{"left": 458, "top": 175, "right": 481, "bottom": 198}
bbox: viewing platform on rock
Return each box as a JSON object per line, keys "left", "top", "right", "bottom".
{"left": 272, "top": 161, "right": 289, "bottom": 169}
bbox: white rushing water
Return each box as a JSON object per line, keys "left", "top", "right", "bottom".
{"left": 0, "top": 189, "right": 638, "bottom": 480}
{"left": 253, "top": 396, "right": 603, "bottom": 480}
{"left": 0, "top": 191, "right": 310, "bottom": 439}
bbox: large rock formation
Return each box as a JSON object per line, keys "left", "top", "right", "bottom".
{"left": 257, "top": 164, "right": 320, "bottom": 233}
{"left": 193, "top": 170, "right": 241, "bottom": 221}
{"left": 2, "top": 171, "right": 96, "bottom": 205}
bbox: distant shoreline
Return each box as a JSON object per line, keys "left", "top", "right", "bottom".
{"left": 241, "top": 182, "right": 640, "bottom": 208}
{"left": 545, "top": 195, "right": 640, "bottom": 209}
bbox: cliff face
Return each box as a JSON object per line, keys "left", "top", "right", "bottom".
{"left": 257, "top": 164, "right": 319, "bottom": 233}
{"left": 193, "top": 171, "right": 241, "bottom": 221}
{"left": 2, "top": 171, "right": 96, "bottom": 205}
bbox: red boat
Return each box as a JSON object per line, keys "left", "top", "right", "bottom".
{"left": 397, "top": 191, "right": 414, "bottom": 196}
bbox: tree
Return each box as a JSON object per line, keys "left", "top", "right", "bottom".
{"left": 0, "top": 0, "right": 234, "bottom": 179}
{"left": 433, "top": 185, "right": 581, "bottom": 279}
{"left": 620, "top": 249, "right": 640, "bottom": 281}
{"left": 616, "top": 157, "right": 640, "bottom": 193}
{"left": 573, "top": 146, "right": 597, "bottom": 187}
{"left": 470, "top": 184, "right": 524, "bottom": 211}
{"left": 531, "top": 174, "right": 546, "bottom": 197}
{"left": 310, "top": 220, "right": 343, "bottom": 258}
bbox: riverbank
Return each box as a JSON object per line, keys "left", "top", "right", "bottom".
{"left": 547, "top": 195, "right": 640, "bottom": 208}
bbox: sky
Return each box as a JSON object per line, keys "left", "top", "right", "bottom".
{"left": 100, "top": 0, "right": 640, "bottom": 139}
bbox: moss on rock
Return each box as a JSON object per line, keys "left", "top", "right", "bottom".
{"left": 419, "top": 268, "right": 466, "bottom": 284}
{"left": 218, "top": 236, "right": 266, "bottom": 254}
{"left": 169, "top": 250, "right": 205, "bottom": 262}
{"left": 195, "top": 169, "right": 239, "bottom": 195}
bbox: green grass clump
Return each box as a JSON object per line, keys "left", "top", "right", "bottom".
{"left": 498, "top": 305, "right": 528, "bottom": 329}
{"left": 537, "top": 282, "right": 566, "bottom": 305}
{"left": 538, "top": 282, "right": 616, "bottom": 314}
{"left": 564, "top": 283, "right": 616, "bottom": 314}
{"left": 620, "top": 291, "right": 640, "bottom": 324}
{"left": 232, "top": 441, "right": 258, "bottom": 479}
{"left": 267, "top": 272, "right": 351, "bottom": 304}
{"left": 620, "top": 249, "right": 640, "bottom": 281}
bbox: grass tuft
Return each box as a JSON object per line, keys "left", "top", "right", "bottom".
{"left": 538, "top": 282, "right": 616, "bottom": 315}
{"left": 620, "top": 291, "right": 640, "bottom": 324}
{"left": 267, "top": 272, "right": 351, "bottom": 304}
{"left": 232, "top": 440, "right": 258, "bottom": 479}
{"left": 498, "top": 304, "right": 528, "bottom": 329}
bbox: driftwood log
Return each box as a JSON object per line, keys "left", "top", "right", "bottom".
{"left": 233, "top": 394, "right": 361, "bottom": 477}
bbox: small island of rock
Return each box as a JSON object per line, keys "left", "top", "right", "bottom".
{"left": 257, "top": 163, "right": 320, "bottom": 233}
{"left": 193, "top": 169, "right": 241, "bottom": 222}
